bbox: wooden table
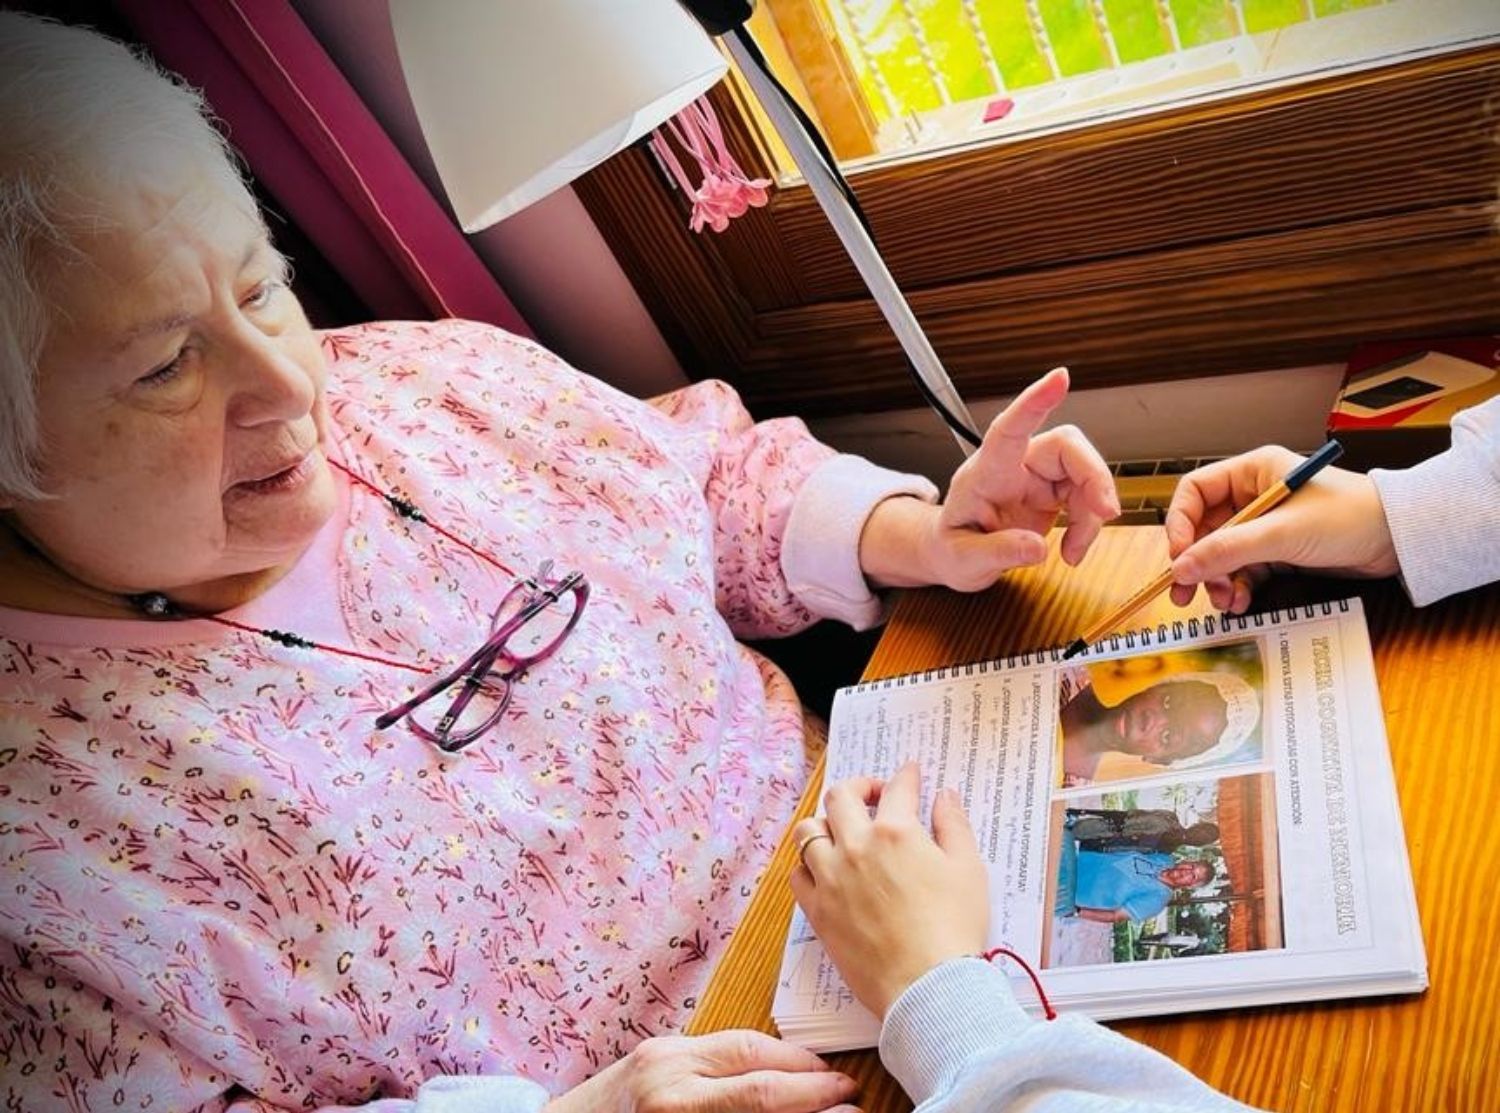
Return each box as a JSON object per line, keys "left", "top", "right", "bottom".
{"left": 685, "top": 526, "right": 1500, "bottom": 1111}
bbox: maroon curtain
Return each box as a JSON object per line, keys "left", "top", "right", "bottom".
{"left": 115, "top": 0, "right": 532, "bottom": 336}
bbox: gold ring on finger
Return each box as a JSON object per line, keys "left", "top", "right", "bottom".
{"left": 796, "top": 831, "right": 833, "bottom": 868}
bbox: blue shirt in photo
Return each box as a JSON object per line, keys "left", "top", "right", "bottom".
{"left": 1074, "top": 849, "right": 1174, "bottom": 922}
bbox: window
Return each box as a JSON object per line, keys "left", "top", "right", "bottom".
{"left": 757, "top": 1, "right": 1497, "bottom": 168}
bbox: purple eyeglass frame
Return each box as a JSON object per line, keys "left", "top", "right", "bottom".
{"left": 375, "top": 563, "right": 590, "bottom": 753}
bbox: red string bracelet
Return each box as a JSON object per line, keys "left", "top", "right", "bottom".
{"left": 979, "top": 947, "right": 1058, "bottom": 1020}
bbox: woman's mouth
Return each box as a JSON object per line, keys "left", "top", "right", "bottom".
{"left": 229, "top": 451, "right": 318, "bottom": 498}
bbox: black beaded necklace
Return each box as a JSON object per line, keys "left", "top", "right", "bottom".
{"left": 126, "top": 458, "right": 516, "bottom": 675}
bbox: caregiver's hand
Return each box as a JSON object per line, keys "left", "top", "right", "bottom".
{"left": 790, "top": 764, "right": 990, "bottom": 1019}
{"left": 1165, "top": 445, "right": 1398, "bottom": 613}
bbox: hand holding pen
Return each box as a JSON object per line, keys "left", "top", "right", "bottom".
{"left": 1065, "top": 441, "right": 1399, "bottom": 657}
{"left": 1165, "top": 443, "right": 1400, "bottom": 614}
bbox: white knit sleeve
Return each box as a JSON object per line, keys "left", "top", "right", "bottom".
{"left": 1370, "top": 396, "right": 1500, "bottom": 606}
{"left": 879, "top": 959, "right": 1261, "bottom": 1112}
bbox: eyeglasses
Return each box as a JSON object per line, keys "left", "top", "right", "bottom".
{"left": 376, "top": 560, "right": 590, "bottom": 753}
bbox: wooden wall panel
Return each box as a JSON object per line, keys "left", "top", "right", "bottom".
{"left": 576, "top": 46, "right": 1500, "bottom": 418}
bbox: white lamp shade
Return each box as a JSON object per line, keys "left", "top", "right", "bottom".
{"left": 390, "top": 0, "right": 728, "bottom": 232}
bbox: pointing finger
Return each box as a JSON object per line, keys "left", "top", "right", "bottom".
{"left": 976, "top": 367, "right": 1070, "bottom": 475}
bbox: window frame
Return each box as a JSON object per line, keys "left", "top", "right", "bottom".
{"left": 574, "top": 45, "right": 1500, "bottom": 420}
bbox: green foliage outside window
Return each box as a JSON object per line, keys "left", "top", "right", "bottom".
{"left": 829, "top": 0, "right": 1392, "bottom": 123}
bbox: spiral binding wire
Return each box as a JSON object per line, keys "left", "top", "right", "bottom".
{"left": 848, "top": 600, "right": 1353, "bottom": 694}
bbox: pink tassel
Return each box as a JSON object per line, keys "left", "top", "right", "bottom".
{"left": 648, "top": 96, "right": 770, "bottom": 234}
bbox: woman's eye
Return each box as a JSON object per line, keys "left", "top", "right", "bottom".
{"left": 244, "top": 280, "right": 282, "bottom": 311}
{"left": 138, "top": 352, "right": 185, "bottom": 387}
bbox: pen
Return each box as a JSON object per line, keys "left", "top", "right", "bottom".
{"left": 1061, "top": 439, "right": 1345, "bottom": 660}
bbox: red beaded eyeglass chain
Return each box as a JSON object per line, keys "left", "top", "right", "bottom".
{"left": 128, "top": 457, "right": 515, "bottom": 676}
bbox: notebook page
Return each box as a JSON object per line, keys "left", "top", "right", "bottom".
{"left": 772, "top": 599, "right": 1425, "bottom": 1050}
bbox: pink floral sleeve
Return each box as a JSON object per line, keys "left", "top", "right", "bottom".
{"left": 645, "top": 380, "right": 838, "bottom": 639}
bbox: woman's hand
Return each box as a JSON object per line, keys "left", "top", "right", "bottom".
{"left": 542, "top": 1030, "right": 860, "bottom": 1113}
{"left": 1165, "top": 446, "right": 1399, "bottom": 613}
{"left": 790, "top": 764, "right": 990, "bottom": 1019}
{"left": 860, "top": 368, "right": 1121, "bottom": 592}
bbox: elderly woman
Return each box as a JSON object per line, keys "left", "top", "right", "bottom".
{"left": 0, "top": 14, "right": 1122, "bottom": 1113}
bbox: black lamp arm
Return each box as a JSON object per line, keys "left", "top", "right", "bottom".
{"left": 671, "top": 0, "right": 983, "bottom": 451}
{"left": 676, "top": 0, "right": 755, "bottom": 37}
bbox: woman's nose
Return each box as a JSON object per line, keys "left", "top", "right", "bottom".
{"left": 228, "top": 331, "right": 316, "bottom": 426}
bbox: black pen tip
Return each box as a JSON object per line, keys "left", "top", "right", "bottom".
{"left": 1061, "top": 638, "right": 1087, "bottom": 660}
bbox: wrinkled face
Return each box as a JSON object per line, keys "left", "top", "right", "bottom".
{"left": 8, "top": 161, "right": 335, "bottom": 595}
{"left": 1160, "top": 861, "right": 1210, "bottom": 890}
{"left": 1113, "top": 681, "right": 1227, "bottom": 764}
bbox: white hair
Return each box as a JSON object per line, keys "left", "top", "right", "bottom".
{"left": 0, "top": 13, "right": 255, "bottom": 501}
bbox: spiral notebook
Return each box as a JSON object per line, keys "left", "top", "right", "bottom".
{"left": 773, "top": 598, "right": 1426, "bottom": 1052}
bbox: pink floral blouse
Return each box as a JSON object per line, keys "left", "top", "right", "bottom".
{"left": 0, "top": 321, "right": 929, "bottom": 1112}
